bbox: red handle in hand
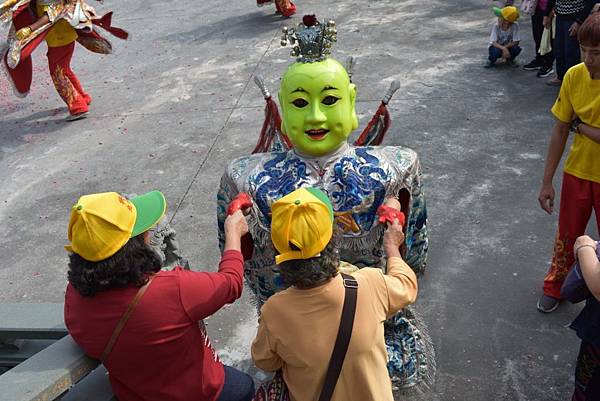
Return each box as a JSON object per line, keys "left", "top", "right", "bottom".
{"left": 227, "top": 192, "right": 253, "bottom": 216}
{"left": 227, "top": 193, "right": 254, "bottom": 260}
{"left": 377, "top": 204, "right": 405, "bottom": 227}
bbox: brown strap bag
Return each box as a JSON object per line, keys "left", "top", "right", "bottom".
{"left": 100, "top": 275, "right": 156, "bottom": 363}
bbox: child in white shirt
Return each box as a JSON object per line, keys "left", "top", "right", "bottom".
{"left": 485, "top": 6, "right": 522, "bottom": 67}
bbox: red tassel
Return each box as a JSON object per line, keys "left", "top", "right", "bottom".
{"left": 252, "top": 96, "right": 290, "bottom": 153}
{"left": 354, "top": 103, "right": 391, "bottom": 146}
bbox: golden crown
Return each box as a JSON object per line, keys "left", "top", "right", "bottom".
{"left": 280, "top": 15, "right": 337, "bottom": 63}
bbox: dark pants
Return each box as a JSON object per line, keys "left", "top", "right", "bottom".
{"left": 555, "top": 14, "right": 581, "bottom": 80}
{"left": 572, "top": 341, "right": 600, "bottom": 401}
{"left": 217, "top": 366, "right": 255, "bottom": 401}
{"left": 531, "top": 10, "right": 554, "bottom": 67}
{"left": 488, "top": 45, "right": 522, "bottom": 63}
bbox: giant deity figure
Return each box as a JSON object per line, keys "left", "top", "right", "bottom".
{"left": 217, "top": 15, "right": 433, "bottom": 394}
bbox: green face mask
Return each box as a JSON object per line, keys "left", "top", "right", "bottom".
{"left": 279, "top": 58, "right": 358, "bottom": 157}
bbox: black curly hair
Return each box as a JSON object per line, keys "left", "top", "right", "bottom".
{"left": 278, "top": 232, "right": 340, "bottom": 289}
{"left": 67, "top": 234, "right": 162, "bottom": 297}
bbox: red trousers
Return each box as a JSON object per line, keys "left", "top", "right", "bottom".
{"left": 543, "top": 173, "right": 600, "bottom": 298}
{"left": 47, "top": 42, "right": 90, "bottom": 115}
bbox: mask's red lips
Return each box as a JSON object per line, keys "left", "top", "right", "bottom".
{"left": 305, "top": 129, "right": 329, "bottom": 140}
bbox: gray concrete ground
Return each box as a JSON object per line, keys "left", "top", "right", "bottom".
{"left": 0, "top": 0, "right": 595, "bottom": 399}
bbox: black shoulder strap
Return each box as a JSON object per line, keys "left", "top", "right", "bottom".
{"left": 318, "top": 273, "right": 358, "bottom": 401}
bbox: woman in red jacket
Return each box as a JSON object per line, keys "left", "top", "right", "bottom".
{"left": 64, "top": 190, "right": 254, "bottom": 401}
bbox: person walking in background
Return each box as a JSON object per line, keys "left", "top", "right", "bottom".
{"left": 255, "top": 0, "right": 296, "bottom": 17}
{"left": 485, "top": 6, "right": 522, "bottom": 68}
{"left": 543, "top": 0, "right": 598, "bottom": 86}
{"left": 523, "top": 0, "right": 556, "bottom": 77}
{"left": 0, "top": 0, "right": 128, "bottom": 121}
{"left": 537, "top": 13, "right": 600, "bottom": 313}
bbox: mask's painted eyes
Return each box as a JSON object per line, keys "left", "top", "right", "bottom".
{"left": 292, "top": 98, "right": 308, "bottom": 108}
{"left": 322, "top": 95, "right": 340, "bottom": 106}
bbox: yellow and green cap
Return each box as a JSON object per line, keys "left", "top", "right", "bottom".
{"left": 493, "top": 6, "right": 519, "bottom": 22}
{"left": 271, "top": 187, "right": 334, "bottom": 264}
{"left": 65, "top": 190, "right": 166, "bottom": 262}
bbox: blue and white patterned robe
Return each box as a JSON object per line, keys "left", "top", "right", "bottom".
{"left": 217, "top": 142, "right": 431, "bottom": 389}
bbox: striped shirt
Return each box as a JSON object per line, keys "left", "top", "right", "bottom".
{"left": 555, "top": 0, "right": 585, "bottom": 15}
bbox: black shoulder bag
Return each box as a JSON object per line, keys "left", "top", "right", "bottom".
{"left": 318, "top": 273, "right": 359, "bottom": 401}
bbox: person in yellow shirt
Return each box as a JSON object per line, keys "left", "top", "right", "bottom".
{"left": 536, "top": 12, "right": 600, "bottom": 313}
{"left": 14, "top": 0, "right": 90, "bottom": 120}
{"left": 2, "top": 0, "right": 127, "bottom": 121}
{"left": 251, "top": 188, "right": 418, "bottom": 401}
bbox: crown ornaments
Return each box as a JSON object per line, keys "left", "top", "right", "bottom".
{"left": 280, "top": 14, "right": 337, "bottom": 63}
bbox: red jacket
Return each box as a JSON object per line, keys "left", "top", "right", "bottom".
{"left": 65, "top": 250, "right": 244, "bottom": 401}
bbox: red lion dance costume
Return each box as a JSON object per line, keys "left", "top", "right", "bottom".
{"left": 1, "top": 0, "right": 128, "bottom": 120}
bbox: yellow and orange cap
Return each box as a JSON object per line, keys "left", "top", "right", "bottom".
{"left": 271, "top": 187, "right": 334, "bottom": 264}
{"left": 493, "top": 6, "right": 519, "bottom": 22}
{"left": 65, "top": 191, "right": 166, "bottom": 262}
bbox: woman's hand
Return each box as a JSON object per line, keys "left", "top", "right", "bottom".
{"left": 225, "top": 210, "right": 249, "bottom": 239}
{"left": 568, "top": 22, "right": 580, "bottom": 37}
{"left": 574, "top": 235, "right": 597, "bottom": 256}
{"left": 224, "top": 210, "right": 249, "bottom": 252}
{"left": 383, "top": 219, "right": 405, "bottom": 258}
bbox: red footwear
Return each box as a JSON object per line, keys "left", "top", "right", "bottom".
{"left": 279, "top": 1, "right": 296, "bottom": 17}
{"left": 83, "top": 94, "right": 92, "bottom": 105}
{"left": 67, "top": 97, "right": 89, "bottom": 117}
